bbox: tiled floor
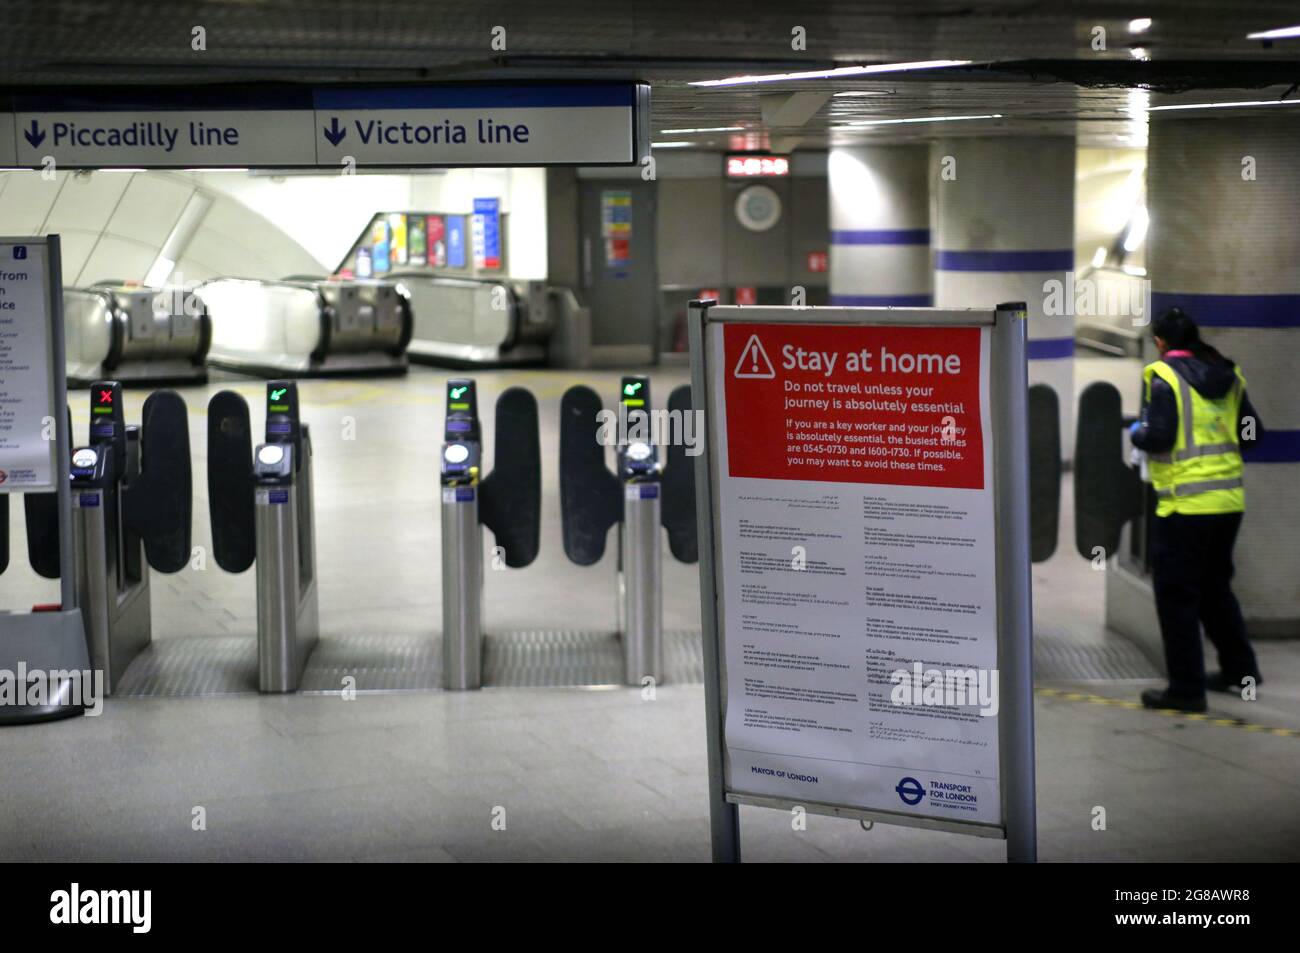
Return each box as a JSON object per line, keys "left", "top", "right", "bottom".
{"left": 2, "top": 360, "right": 1298, "bottom": 862}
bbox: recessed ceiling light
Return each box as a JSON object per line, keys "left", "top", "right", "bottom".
{"left": 832, "top": 90, "right": 893, "bottom": 97}
{"left": 658, "top": 126, "right": 745, "bottom": 134}
{"left": 1146, "top": 98, "right": 1300, "bottom": 112}
{"left": 691, "top": 60, "right": 970, "bottom": 87}
{"left": 1128, "top": 18, "right": 1152, "bottom": 33}
{"left": 1130, "top": 47, "right": 1150, "bottom": 60}
{"left": 651, "top": 141, "right": 693, "bottom": 149}
{"left": 1246, "top": 24, "right": 1300, "bottom": 40}
{"left": 841, "top": 113, "right": 1002, "bottom": 127}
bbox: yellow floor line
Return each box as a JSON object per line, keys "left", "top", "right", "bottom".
{"left": 1035, "top": 687, "right": 1300, "bottom": 738}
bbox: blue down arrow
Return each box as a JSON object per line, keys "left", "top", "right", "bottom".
{"left": 323, "top": 117, "right": 346, "bottom": 146}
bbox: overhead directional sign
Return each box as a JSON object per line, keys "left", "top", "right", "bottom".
{"left": 315, "top": 86, "right": 642, "bottom": 166}
{"left": 0, "top": 83, "right": 649, "bottom": 169}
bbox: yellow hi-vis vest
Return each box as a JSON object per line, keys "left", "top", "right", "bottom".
{"left": 1142, "top": 359, "right": 1247, "bottom": 516}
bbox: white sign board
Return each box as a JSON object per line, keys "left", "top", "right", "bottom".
{"left": 12, "top": 110, "right": 318, "bottom": 168}
{"left": 707, "top": 317, "right": 1004, "bottom": 829}
{"left": 0, "top": 84, "right": 646, "bottom": 169}
{"left": 0, "top": 239, "right": 58, "bottom": 491}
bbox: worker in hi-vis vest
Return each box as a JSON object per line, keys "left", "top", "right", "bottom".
{"left": 1129, "top": 308, "right": 1263, "bottom": 712}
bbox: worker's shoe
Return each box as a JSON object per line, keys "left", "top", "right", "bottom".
{"left": 1141, "top": 688, "right": 1207, "bottom": 713}
{"left": 1206, "top": 671, "right": 1262, "bottom": 695}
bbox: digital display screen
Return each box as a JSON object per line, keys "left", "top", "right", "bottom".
{"left": 726, "top": 154, "right": 791, "bottom": 177}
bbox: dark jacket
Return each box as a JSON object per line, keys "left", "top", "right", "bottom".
{"left": 1131, "top": 351, "right": 1261, "bottom": 455}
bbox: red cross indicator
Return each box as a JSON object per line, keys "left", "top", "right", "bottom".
{"left": 732, "top": 334, "right": 775, "bottom": 379}
{"left": 98, "top": 389, "right": 113, "bottom": 404}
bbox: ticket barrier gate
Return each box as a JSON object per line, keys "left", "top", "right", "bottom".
{"left": 12, "top": 383, "right": 193, "bottom": 694}
{"left": 1027, "top": 383, "right": 1062, "bottom": 562}
{"left": 559, "top": 377, "right": 698, "bottom": 686}
{"left": 207, "top": 381, "right": 319, "bottom": 692}
{"left": 1073, "top": 381, "right": 1146, "bottom": 562}
{"left": 439, "top": 379, "right": 541, "bottom": 689}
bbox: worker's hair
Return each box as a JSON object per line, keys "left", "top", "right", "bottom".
{"left": 1153, "top": 307, "right": 1224, "bottom": 362}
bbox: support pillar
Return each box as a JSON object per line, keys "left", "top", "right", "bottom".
{"left": 828, "top": 145, "right": 932, "bottom": 307}
{"left": 1147, "top": 115, "right": 1300, "bottom": 634}
{"left": 932, "top": 137, "right": 1076, "bottom": 454}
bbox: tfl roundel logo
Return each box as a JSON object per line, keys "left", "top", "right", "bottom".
{"left": 895, "top": 777, "right": 925, "bottom": 806}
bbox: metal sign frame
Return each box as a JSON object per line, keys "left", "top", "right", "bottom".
{"left": 687, "top": 300, "right": 1035, "bottom": 863}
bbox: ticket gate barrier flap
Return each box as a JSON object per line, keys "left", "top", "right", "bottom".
{"left": 478, "top": 386, "right": 542, "bottom": 569}
{"left": 25, "top": 491, "right": 62, "bottom": 579}
{"left": 1027, "top": 384, "right": 1062, "bottom": 563}
{"left": 559, "top": 384, "right": 623, "bottom": 566}
{"left": 660, "top": 384, "right": 699, "bottom": 565}
{"left": 23, "top": 407, "right": 74, "bottom": 580}
{"left": 207, "top": 391, "right": 257, "bottom": 574}
{"left": 1074, "top": 381, "right": 1144, "bottom": 560}
{"left": 122, "top": 390, "right": 193, "bottom": 574}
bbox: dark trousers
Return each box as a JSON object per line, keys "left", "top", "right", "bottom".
{"left": 1152, "top": 511, "right": 1259, "bottom": 697}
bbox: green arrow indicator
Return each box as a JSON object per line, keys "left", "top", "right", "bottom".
{"left": 450, "top": 386, "right": 467, "bottom": 400}
{"left": 270, "top": 388, "right": 287, "bottom": 401}
{"left": 623, "top": 381, "right": 643, "bottom": 396}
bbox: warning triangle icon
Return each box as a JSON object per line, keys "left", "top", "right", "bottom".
{"left": 733, "top": 334, "right": 776, "bottom": 379}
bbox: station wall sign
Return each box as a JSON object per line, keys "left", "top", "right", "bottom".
{"left": 0, "top": 83, "right": 649, "bottom": 170}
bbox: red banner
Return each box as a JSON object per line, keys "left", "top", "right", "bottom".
{"left": 722, "top": 322, "right": 985, "bottom": 489}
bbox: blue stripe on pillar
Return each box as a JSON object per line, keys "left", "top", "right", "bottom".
{"left": 829, "top": 294, "right": 934, "bottom": 307}
{"left": 1150, "top": 292, "right": 1300, "bottom": 329}
{"left": 831, "top": 229, "right": 931, "bottom": 245}
{"left": 936, "top": 249, "right": 1074, "bottom": 272}
{"left": 1244, "top": 430, "right": 1300, "bottom": 464}
{"left": 1025, "top": 337, "right": 1075, "bottom": 360}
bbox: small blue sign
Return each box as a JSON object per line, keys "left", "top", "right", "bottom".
{"left": 446, "top": 215, "right": 466, "bottom": 269}
{"left": 13, "top": 246, "right": 26, "bottom": 260}
{"left": 78, "top": 492, "right": 101, "bottom": 507}
{"left": 269, "top": 489, "right": 289, "bottom": 504}
{"left": 472, "top": 197, "right": 501, "bottom": 269}
{"left": 637, "top": 484, "right": 659, "bottom": 499}
{"left": 456, "top": 487, "right": 475, "bottom": 502}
